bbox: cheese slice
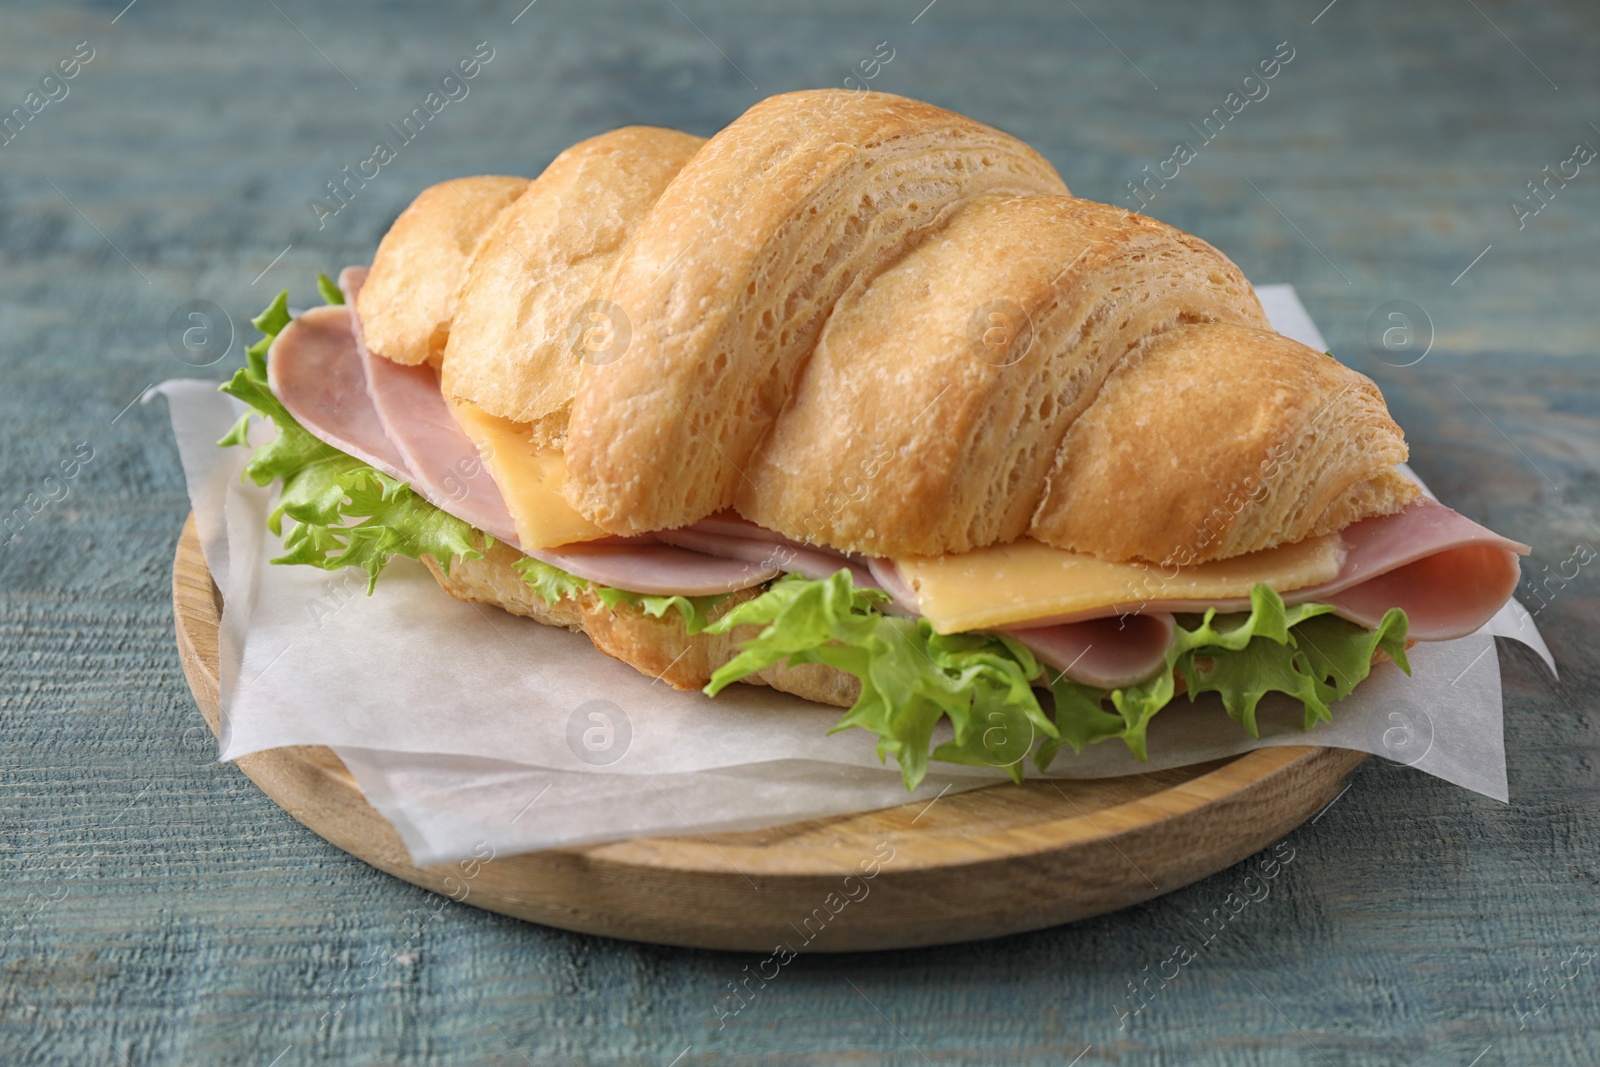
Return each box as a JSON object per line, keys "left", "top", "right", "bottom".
{"left": 898, "top": 534, "right": 1346, "bottom": 634}
{"left": 446, "top": 398, "right": 608, "bottom": 548}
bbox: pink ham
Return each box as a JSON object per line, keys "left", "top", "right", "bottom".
{"left": 866, "top": 557, "right": 921, "bottom": 617}
{"left": 526, "top": 543, "right": 779, "bottom": 597}
{"left": 1007, "top": 613, "right": 1177, "bottom": 689}
{"left": 339, "top": 267, "right": 521, "bottom": 547}
{"left": 1295, "top": 501, "right": 1525, "bottom": 639}
{"left": 267, "top": 306, "right": 413, "bottom": 483}
{"left": 660, "top": 519, "right": 878, "bottom": 588}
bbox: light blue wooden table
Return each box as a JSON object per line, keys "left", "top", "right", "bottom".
{"left": 2, "top": 0, "right": 1597, "bottom": 1063}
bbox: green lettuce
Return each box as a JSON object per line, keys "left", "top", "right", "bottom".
{"left": 700, "top": 572, "right": 1410, "bottom": 789}
{"left": 702, "top": 571, "right": 1059, "bottom": 788}
{"left": 513, "top": 556, "right": 726, "bottom": 635}
{"left": 218, "top": 285, "right": 484, "bottom": 591}
{"left": 1039, "top": 585, "right": 1409, "bottom": 766}
{"left": 316, "top": 273, "right": 345, "bottom": 306}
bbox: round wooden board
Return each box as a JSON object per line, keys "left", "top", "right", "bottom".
{"left": 172, "top": 515, "right": 1366, "bottom": 952}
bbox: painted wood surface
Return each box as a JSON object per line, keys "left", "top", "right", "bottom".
{"left": 1, "top": 0, "right": 1596, "bottom": 1062}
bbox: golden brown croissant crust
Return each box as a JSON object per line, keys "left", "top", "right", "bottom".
{"left": 424, "top": 541, "right": 861, "bottom": 706}
{"left": 362, "top": 89, "right": 1416, "bottom": 565}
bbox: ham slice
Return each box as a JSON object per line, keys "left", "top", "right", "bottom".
{"left": 339, "top": 267, "right": 520, "bottom": 546}
{"left": 266, "top": 306, "right": 413, "bottom": 483}
{"left": 525, "top": 543, "right": 779, "bottom": 597}
{"left": 662, "top": 516, "right": 878, "bottom": 588}
{"left": 1007, "top": 613, "right": 1177, "bottom": 689}
{"left": 1142, "top": 500, "right": 1525, "bottom": 640}
{"left": 866, "top": 557, "right": 921, "bottom": 617}
{"left": 1295, "top": 501, "right": 1525, "bottom": 639}
{"left": 265, "top": 268, "right": 774, "bottom": 597}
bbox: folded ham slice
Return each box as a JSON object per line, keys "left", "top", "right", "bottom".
{"left": 267, "top": 306, "right": 413, "bottom": 484}
{"left": 1007, "top": 613, "right": 1177, "bottom": 690}
{"left": 528, "top": 542, "right": 779, "bottom": 597}
{"left": 1296, "top": 501, "right": 1524, "bottom": 639}
{"left": 664, "top": 516, "right": 879, "bottom": 588}
{"left": 340, "top": 266, "right": 520, "bottom": 547}
{"left": 866, "top": 557, "right": 921, "bottom": 617}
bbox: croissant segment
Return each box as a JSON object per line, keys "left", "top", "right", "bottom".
{"left": 358, "top": 88, "right": 1415, "bottom": 565}
{"left": 441, "top": 126, "right": 706, "bottom": 439}
{"left": 1033, "top": 323, "right": 1415, "bottom": 565}
{"left": 355, "top": 175, "right": 529, "bottom": 367}
{"left": 562, "top": 90, "right": 1071, "bottom": 531}
{"left": 738, "top": 193, "right": 1285, "bottom": 558}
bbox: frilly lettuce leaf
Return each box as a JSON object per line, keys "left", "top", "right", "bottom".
{"left": 702, "top": 570, "right": 1059, "bottom": 789}
{"left": 1039, "top": 584, "right": 1411, "bottom": 767}
{"left": 701, "top": 573, "right": 1410, "bottom": 789}
{"left": 512, "top": 556, "right": 726, "bottom": 634}
{"left": 316, "top": 273, "right": 345, "bottom": 306}
{"left": 218, "top": 284, "right": 484, "bottom": 591}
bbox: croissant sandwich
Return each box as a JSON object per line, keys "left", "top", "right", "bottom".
{"left": 220, "top": 90, "right": 1526, "bottom": 787}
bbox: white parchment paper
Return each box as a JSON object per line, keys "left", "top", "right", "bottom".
{"left": 153, "top": 287, "right": 1555, "bottom": 866}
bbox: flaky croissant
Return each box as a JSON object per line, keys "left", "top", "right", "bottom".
{"left": 356, "top": 88, "right": 1415, "bottom": 567}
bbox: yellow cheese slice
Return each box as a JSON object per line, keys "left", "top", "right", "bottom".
{"left": 445, "top": 398, "right": 608, "bottom": 548}
{"left": 898, "top": 534, "right": 1347, "bottom": 634}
